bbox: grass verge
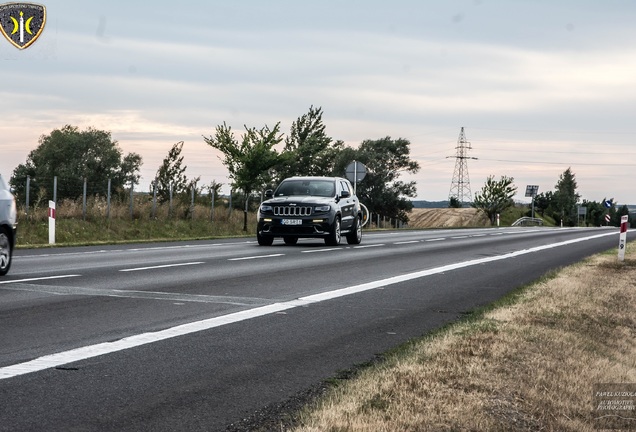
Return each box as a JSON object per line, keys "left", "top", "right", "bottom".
{"left": 293, "top": 247, "right": 636, "bottom": 431}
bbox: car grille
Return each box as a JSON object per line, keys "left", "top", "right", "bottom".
{"left": 274, "top": 206, "right": 312, "bottom": 216}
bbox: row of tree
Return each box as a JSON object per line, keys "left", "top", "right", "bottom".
{"left": 202, "top": 106, "right": 420, "bottom": 230}
{"left": 9, "top": 107, "right": 421, "bottom": 229}
{"left": 469, "top": 167, "right": 633, "bottom": 227}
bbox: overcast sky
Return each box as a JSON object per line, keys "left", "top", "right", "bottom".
{"left": 2, "top": 0, "right": 635, "bottom": 204}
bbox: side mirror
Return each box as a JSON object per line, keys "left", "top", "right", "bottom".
{"left": 265, "top": 189, "right": 273, "bottom": 199}
{"left": 340, "top": 190, "right": 351, "bottom": 199}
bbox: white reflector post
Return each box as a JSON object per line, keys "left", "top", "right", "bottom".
{"left": 48, "top": 200, "right": 56, "bottom": 245}
{"left": 618, "top": 215, "right": 628, "bottom": 261}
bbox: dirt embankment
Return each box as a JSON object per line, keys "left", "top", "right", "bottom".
{"left": 408, "top": 208, "right": 489, "bottom": 228}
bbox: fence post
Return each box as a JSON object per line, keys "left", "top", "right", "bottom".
{"left": 152, "top": 179, "right": 157, "bottom": 219}
{"left": 210, "top": 189, "right": 215, "bottom": 221}
{"left": 107, "top": 178, "right": 111, "bottom": 219}
{"left": 191, "top": 181, "right": 196, "bottom": 221}
{"left": 130, "top": 181, "right": 134, "bottom": 219}
{"left": 169, "top": 182, "right": 173, "bottom": 218}
{"left": 25, "top": 175, "right": 30, "bottom": 218}
{"left": 82, "top": 177, "right": 87, "bottom": 221}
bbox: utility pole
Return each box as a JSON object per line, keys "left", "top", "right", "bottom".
{"left": 448, "top": 127, "right": 478, "bottom": 206}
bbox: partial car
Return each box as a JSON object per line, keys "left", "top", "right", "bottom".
{"left": 0, "top": 174, "right": 17, "bottom": 276}
{"left": 257, "top": 176, "right": 362, "bottom": 246}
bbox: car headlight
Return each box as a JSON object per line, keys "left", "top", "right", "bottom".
{"left": 260, "top": 204, "right": 273, "bottom": 213}
{"left": 314, "top": 205, "right": 330, "bottom": 212}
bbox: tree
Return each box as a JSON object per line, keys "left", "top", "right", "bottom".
{"left": 151, "top": 141, "right": 188, "bottom": 203}
{"left": 472, "top": 175, "right": 517, "bottom": 225}
{"left": 581, "top": 199, "right": 608, "bottom": 227}
{"left": 276, "top": 106, "right": 344, "bottom": 180}
{"left": 533, "top": 191, "right": 554, "bottom": 217}
{"left": 334, "top": 137, "right": 420, "bottom": 223}
{"left": 553, "top": 167, "right": 580, "bottom": 226}
{"left": 448, "top": 197, "right": 462, "bottom": 208}
{"left": 10, "top": 125, "right": 142, "bottom": 202}
{"left": 203, "top": 122, "right": 282, "bottom": 231}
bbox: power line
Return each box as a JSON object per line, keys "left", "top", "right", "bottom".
{"left": 478, "top": 158, "right": 636, "bottom": 167}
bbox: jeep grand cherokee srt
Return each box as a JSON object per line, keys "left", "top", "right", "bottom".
{"left": 257, "top": 176, "right": 362, "bottom": 246}
{"left": 0, "top": 174, "right": 17, "bottom": 276}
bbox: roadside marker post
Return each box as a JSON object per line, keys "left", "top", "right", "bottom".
{"left": 48, "top": 200, "right": 56, "bottom": 244}
{"left": 618, "top": 215, "right": 628, "bottom": 261}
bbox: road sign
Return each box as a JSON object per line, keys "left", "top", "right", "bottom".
{"left": 345, "top": 161, "right": 367, "bottom": 183}
{"left": 605, "top": 214, "right": 611, "bottom": 222}
{"left": 604, "top": 200, "right": 612, "bottom": 208}
{"left": 525, "top": 185, "right": 539, "bottom": 198}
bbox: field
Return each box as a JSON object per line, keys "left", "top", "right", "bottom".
{"left": 408, "top": 208, "right": 490, "bottom": 228}
{"left": 294, "top": 248, "right": 636, "bottom": 431}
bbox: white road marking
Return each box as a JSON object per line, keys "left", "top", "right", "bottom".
{"left": 426, "top": 238, "right": 446, "bottom": 242}
{"left": 451, "top": 236, "right": 469, "bottom": 239}
{"left": 301, "top": 248, "right": 342, "bottom": 253}
{"left": 120, "top": 262, "right": 204, "bottom": 272}
{"left": 353, "top": 244, "right": 384, "bottom": 249}
{"left": 0, "top": 275, "right": 81, "bottom": 285}
{"left": 228, "top": 254, "right": 285, "bottom": 261}
{"left": 394, "top": 241, "right": 420, "bottom": 245}
{"left": 0, "top": 231, "right": 617, "bottom": 380}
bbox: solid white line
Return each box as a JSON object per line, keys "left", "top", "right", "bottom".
{"left": 0, "top": 231, "right": 616, "bottom": 380}
{"left": 301, "top": 248, "right": 341, "bottom": 253}
{"left": 228, "top": 254, "right": 284, "bottom": 261}
{"left": 0, "top": 275, "right": 81, "bottom": 285}
{"left": 120, "top": 262, "right": 205, "bottom": 272}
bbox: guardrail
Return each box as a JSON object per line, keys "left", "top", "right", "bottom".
{"left": 512, "top": 217, "right": 544, "bottom": 227}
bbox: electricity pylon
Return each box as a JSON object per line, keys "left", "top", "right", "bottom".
{"left": 448, "top": 127, "right": 477, "bottom": 206}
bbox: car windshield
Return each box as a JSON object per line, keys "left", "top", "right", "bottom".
{"left": 275, "top": 180, "right": 335, "bottom": 197}
{"left": 0, "top": 174, "right": 8, "bottom": 191}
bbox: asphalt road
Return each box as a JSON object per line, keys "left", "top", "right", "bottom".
{"left": 0, "top": 227, "right": 630, "bottom": 431}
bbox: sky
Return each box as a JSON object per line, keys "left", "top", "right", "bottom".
{"left": 1, "top": 0, "right": 635, "bottom": 205}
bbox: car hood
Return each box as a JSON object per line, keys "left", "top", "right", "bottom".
{"left": 263, "top": 196, "right": 334, "bottom": 205}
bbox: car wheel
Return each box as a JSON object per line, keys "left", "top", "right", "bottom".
{"left": 0, "top": 230, "right": 11, "bottom": 276}
{"left": 325, "top": 217, "right": 341, "bottom": 246}
{"left": 283, "top": 237, "right": 298, "bottom": 245}
{"left": 257, "top": 231, "right": 274, "bottom": 246}
{"left": 346, "top": 216, "right": 362, "bottom": 245}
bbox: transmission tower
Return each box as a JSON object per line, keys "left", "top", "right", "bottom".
{"left": 448, "top": 127, "right": 477, "bottom": 206}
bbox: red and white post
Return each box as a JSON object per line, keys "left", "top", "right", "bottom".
{"left": 618, "top": 215, "right": 628, "bottom": 261}
{"left": 48, "top": 200, "right": 56, "bottom": 245}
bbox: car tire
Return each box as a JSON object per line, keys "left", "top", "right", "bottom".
{"left": 346, "top": 216, "right": 362, "bottom": 245}
{"left": 0, "top": 230, "right": 12, "bottom": 276}
{"left": 325, "top": 217, "right": 341, "bottom": 246}
{"left": 283, "top": 237, "right": 298, "bottom": 245}
{"left": 257, "top": 231, "right": 274, "bottom": 246}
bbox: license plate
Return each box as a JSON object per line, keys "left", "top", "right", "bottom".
{"left": 281, "top": 219, "right": 302, "bottom": 225}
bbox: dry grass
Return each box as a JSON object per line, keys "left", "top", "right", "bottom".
{"left": 408, "top": 208, "right": 490, "bottom": 228}
{"left": 16, "top": 197, "right": 255, "bottom": 246}
{"left": 295, "top": 248, "right": 636, "bottom": 431}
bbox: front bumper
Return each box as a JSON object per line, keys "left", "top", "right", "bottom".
{"left": 257, "top": 216, "right": 332, "bottom": 238}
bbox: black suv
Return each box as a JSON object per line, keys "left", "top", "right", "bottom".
{"left": 257, "top": 176, "right": 362, "bottom": 246}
